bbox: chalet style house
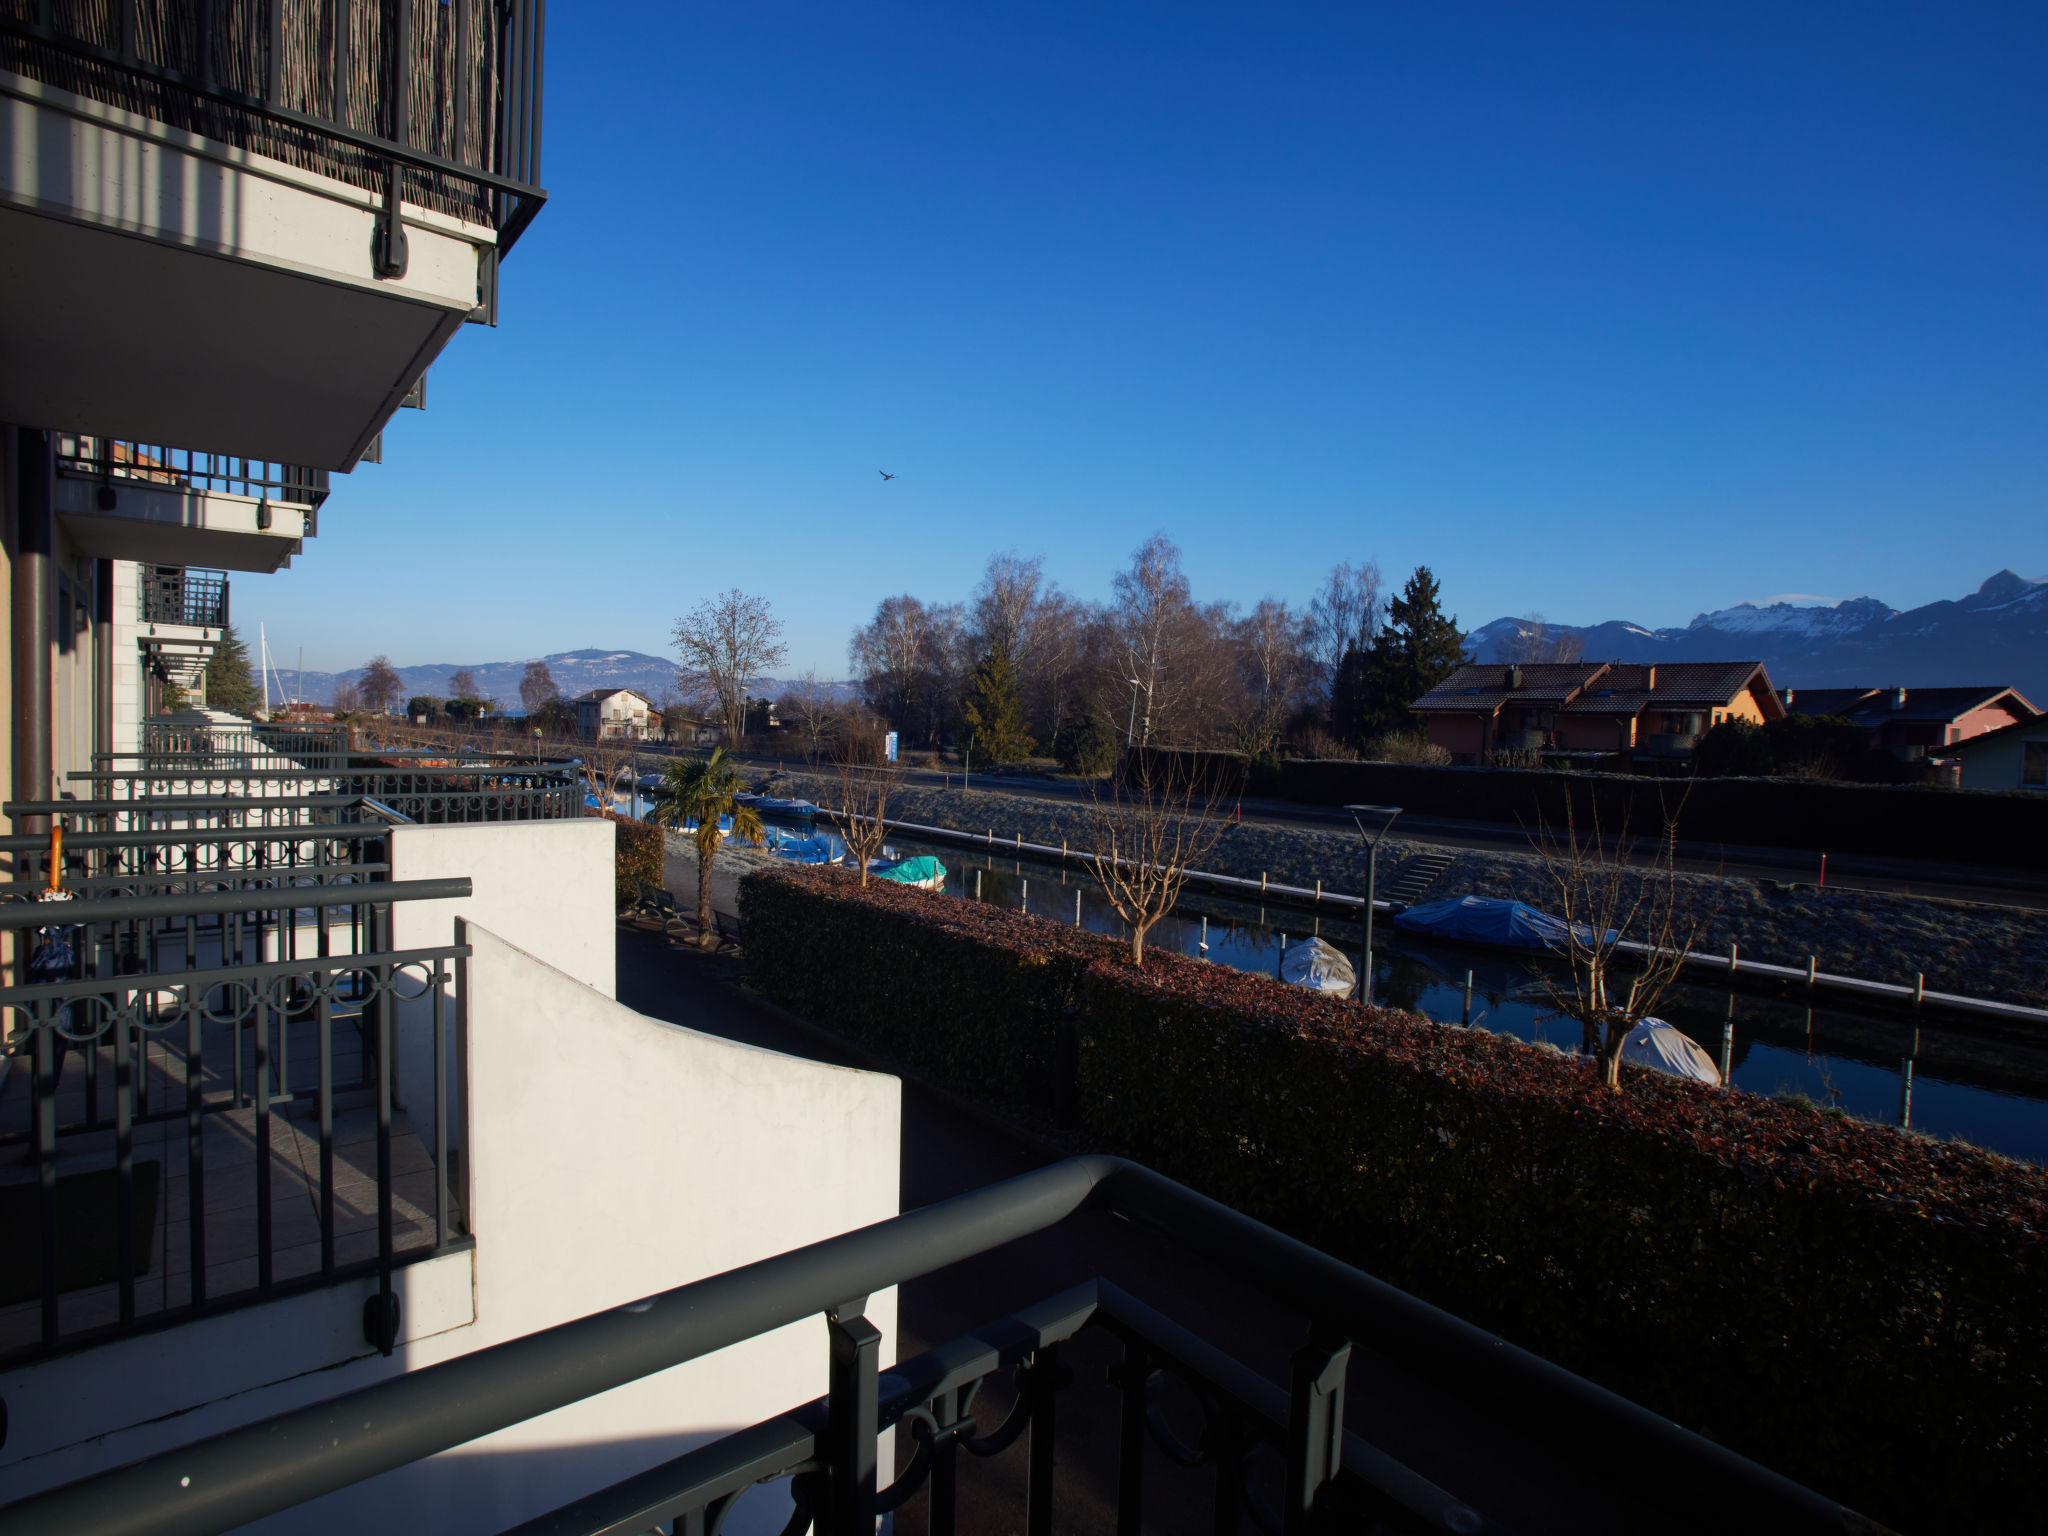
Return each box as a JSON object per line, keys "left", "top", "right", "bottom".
{"left": 571, "top": 687, "right": 659, "bottom": 740}
{"left": 1932, "top": 712, "right": 2048, "bottom": 791}
{"left": 1781, "top": 685, "right": 2039, "bottom": 762}
{"left": 1411, "top": 661, "right": 1785, "bottom": 761}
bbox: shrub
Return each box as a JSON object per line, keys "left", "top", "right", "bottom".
{"left": 1365, "top": 729, "right": 1452, "bottom": 765}
{"left": 608, "top": 813, "right": 665, "bottom": 908}
{"left": 740, "top": 865, "right": 2048, "bottom": 1534}
{"left": 1694, "top": 718, "right": 1774, "bottom": 777}
{"left": 1054, "top": 715, "right": 1118, "bottom": 776}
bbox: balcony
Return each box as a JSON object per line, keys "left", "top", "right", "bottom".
{"left": 0, "top": 0, "right": 546, "bottom": 470}
{"left": 55, "top": 436, "right": 323, "bottom": 572}
{"left": 139, "top": 565, "right": 229, "bottom": 629}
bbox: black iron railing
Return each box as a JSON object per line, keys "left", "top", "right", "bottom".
{"left": 56, "top": 435, "right": 330, "bottom": 533}
{"left": 0, "top": 0, "right": 547, "bottom": 255}
{"left": 0, "top": 867, "right": 471, "bottom": 1363}
{"left": 0, "top": 1158, "right": 1864, "bottom": 1536}
{"left": 60, "top": 761, "right": 584, "bottom": 823}
{"left": 137, "top": 566, "right": 229, "bottom": 629}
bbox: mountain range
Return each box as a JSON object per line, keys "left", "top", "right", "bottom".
{"left": 1468, "top": 570, "right": 2048, "bottom": 705}
{"left": 264, "top": 649, "right": 849, "bottom": 711}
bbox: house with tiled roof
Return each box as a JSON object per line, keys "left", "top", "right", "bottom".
{"left": 1930, "top": 711, "right": 2048, "bottom": 791}
{"left": 1781, "top": 684, "right": 2037, "bottom": 762}
{"left": 1410, "top": 661, "right": 1784, "bottom": 762}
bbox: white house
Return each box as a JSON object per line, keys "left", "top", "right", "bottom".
{"left": 572, "top": 687, "right": 657, "bottom": 740}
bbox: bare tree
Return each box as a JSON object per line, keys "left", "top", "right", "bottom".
{"left": 1078, "top": 756, "right": 1227, "bottom": 965}
{"left": 1500, "top": 614, "right": 1586, "bottom": 666}
{"left": 448, "top": 669, "right": 480, "bottom": 702}
{"left": 519, "top": 659, "right": 559, "bottom": 715}
{"left": 577, "top": 734, "right": 638, "bottom": 816}
{"left": 674, "top": 590, "right": 788, "bottom": 748}
{"left": 1106, "top": 534, "right": 1231, "bottom": 748}
{"left": 1531, "top": 795, "right": 1717, "bottom": 1089}
{"left": 358, "top": 656, "right": 403, "bottom": 714}
{"left": 831, "top": 725, "right": 905, "bottom": 886}
{"left": 779, "top": 669, "right": 835, "bottom": 764}
{"left": 1231, "top": 597, "right": 1312, "bottom": 754}
{"left": 1307, "top": 561, "right": 1384, "bottom": 691}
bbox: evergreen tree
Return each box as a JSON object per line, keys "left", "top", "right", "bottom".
{"left": 204, "top": 624, "right": 261, "bottom": 714}
{"left": 1361, "top": 566, "right": 1465, "bottom": 735}
{"left": 961, "top": 648, "right": 1035, "bottom": 763}
{"left": 1328, "top": 645, "right": 1373, "bottom": 747}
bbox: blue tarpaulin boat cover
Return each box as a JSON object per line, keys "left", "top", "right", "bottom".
{"left": 1394, "top": 896, "right": 1583, "bottom": 951}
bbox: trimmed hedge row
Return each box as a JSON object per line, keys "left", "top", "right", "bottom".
{"left": 739, "top": 865, "right": 2047, "bottom": 1534}
{"left": 607, "top": 813, "right": 665, "bottom": 908}
{"left": 1131, "top": 746, "right": 2048, "bottom": 868}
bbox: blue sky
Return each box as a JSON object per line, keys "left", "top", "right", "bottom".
{"left": 241, "top": 1, "right": 2048, "bottom": 675}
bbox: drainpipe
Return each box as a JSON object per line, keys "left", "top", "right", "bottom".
{"left": 94, "top": 558, "right": 113, "bottom": 769}
{"left": 13, "top": 428, "right": 53, "bottom": 833}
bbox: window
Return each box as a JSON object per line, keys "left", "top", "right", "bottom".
{"left": 2025, "top": 742, "right": 2048, "bottom": 789}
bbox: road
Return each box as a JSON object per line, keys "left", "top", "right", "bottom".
{"left": 647, "top": 746, "right": 2048, "bottom": 911}
{"left": 617, "top": 924, "right": 1680, "bottom": 1534}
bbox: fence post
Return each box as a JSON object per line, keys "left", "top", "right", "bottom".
{"left": 823, "top": 1299, "right": 880, "bottom": 1535}
{"left": 1462, "top": 970, "right": 1473, "bottom": 1027}
{"left": 1283, "top": 1330, "right": 1352, "bottom": 1535}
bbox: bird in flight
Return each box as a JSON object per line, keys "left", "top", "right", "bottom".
{"left": 878, "top": 470, "right": 897, "bottom": 481}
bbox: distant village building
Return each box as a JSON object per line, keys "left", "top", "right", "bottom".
{"left": 1932, "top": 713, "right": 2048, "bottom": 792}
{"left": 572, "top": 687, "right": 657, "bottom": 740}
{"left": 1780, "top": 685, "right": 2037, "bottom": 762}
{"left": 1410, "top": 661, "right": 1784, "bottom": 762}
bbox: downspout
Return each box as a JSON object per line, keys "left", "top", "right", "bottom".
{"left": 12, "top": 429, "right": 53, "bottom": 833}
{"left": 94, "top": 558, "right": 113, "bottom": 770}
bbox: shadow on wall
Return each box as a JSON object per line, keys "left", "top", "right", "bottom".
{"left": 240, "top": 1428, "right": 796, "bottom": 1536}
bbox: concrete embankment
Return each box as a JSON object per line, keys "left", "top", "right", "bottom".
{"left": 725, "top": 770, "right": 2048, "bottom": 1011}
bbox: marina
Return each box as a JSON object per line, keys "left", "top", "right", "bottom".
{"left": 739, "top": 811, "right": 2048, "bottom": 1165}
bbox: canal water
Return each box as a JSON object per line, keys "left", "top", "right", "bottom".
{"left": 744, "top": 817, "right": 2048, "bottom": 1166}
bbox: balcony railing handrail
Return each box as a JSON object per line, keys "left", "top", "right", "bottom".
{"left": 0, "top": 1156, "right": 1857, "bottom": 1536}
{"left": 0, "top": 824, "right": 399, "bottom": 854}
{"left": 0, "top": 863, "right": 391, "bottom": 898}
{"left": 0, "top": 3, "right": 548, "bottom": 251}
{"left": 0, "top": 876, "right": 468, "bottom": 929}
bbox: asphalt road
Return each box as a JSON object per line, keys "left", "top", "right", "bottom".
{"left": 653, "top": 746, "right": 2048, "bottom": 912}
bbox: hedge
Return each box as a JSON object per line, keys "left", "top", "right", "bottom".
{"left": 740, "top": 865, "right": 2047, "bottom": 1534}
{"left": 1130, "top": 747, "right": 2048, "bottom": 869}
{"left": 606, "top": 813, "right": 665, "bottom": 908}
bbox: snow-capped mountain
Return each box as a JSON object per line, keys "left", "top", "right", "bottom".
{"left": 266, "top": 649, "right": 854, "bottom": 710}
{"left": 1469, "top": 571, "right": 2048, "bottom": 702}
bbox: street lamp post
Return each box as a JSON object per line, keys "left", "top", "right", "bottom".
{"left": 1345, "top": 804, "right": 1402, "bottom": 1005}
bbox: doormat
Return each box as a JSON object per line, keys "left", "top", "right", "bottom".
{"left": 0, "top": 1160, "right": 161, "bottom": 1305}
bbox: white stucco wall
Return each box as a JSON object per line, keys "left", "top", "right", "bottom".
{"left": 0, "top": 925, "right": 902, "bottom": 1535}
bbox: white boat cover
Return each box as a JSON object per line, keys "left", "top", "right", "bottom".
{"left": 1280, "top": 937, "right": 1357, "bottom": 997}
{"left": 1620, "top": 1019, "right": 1722, "bottom": 1086}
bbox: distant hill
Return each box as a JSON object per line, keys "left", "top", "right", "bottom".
{"left": 269, "top": 648, "right": 855, "bottom": 711}
{"left": 1467, "top": 570, "right": 2048, "bottom": 705}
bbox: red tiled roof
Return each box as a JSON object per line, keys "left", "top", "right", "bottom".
{"left": 1558, "top": 662, "right": 1778, "bottom": 715}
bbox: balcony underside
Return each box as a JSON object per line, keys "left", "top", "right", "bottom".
{"left": 0, "top": 73, "right": 488, "bottom": 470}
{"left": 56, "top": 478, "right": 310, "bottom": 573}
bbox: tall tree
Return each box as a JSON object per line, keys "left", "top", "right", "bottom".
{"left": 1361, "top": 567, "right": 1465, "bottom": 735}
{"left": 519, "top": 659, "right": 559, "bottom": 715}
{"left": 358, "top": 656, "right": 402, "bottom": 714}
{"left": 1307, "top": 561, "right": 1384, "bottom": 699}
{"left": 448, "top": 668, "right": 480, "bottom": 702}
{"left": 203, "top": 624, "right": 261, "bottom": 714}
{"left": 961, "top": 648, "right": 1035, "bottom": 763}
{"left": 1106, "top": 534, "right": 1228, "bottom": 748}
{"left": 674, "top": 589, "right": 788, "bottom": 746}
{"left": 1231, "top": 598, "right": 1310, "bottom": 753}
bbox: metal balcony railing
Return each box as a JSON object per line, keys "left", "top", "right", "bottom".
{"left": 0, "top": 836, "right": 472, "bottom": 1364}
{"left": 56, "top": 435, "right": 330, "bottom": 534}
{"left": 137, "top": 566, "right": 229, "bottom": 629}
{"left": 0, "top": 1157, "right": 1861, "bottom": 1535}
{"left": 0, "top": 0, "right": 547, "bottom": 258}
{"left": 65, "top": 759, "right": 585, "bottom": 824}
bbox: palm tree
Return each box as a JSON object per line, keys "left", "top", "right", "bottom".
{"left": 651, "top": 748, "right": 763, "bottom": 947}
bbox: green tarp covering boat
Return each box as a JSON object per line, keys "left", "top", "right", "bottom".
{"left": 870, "top": 855, "right": 946, "bottom": 889}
